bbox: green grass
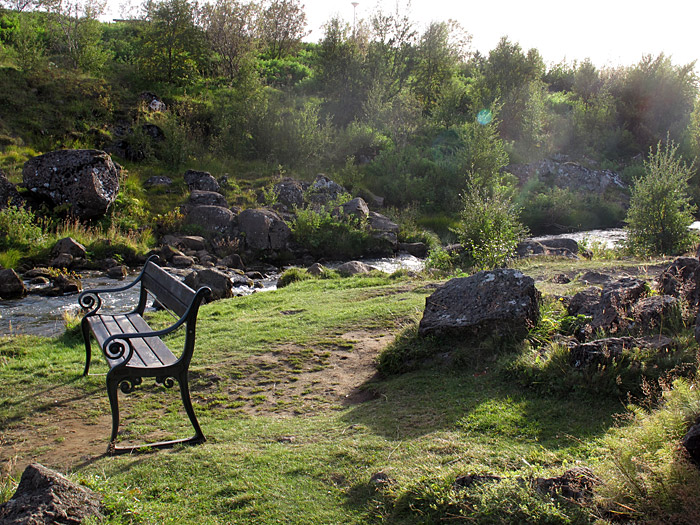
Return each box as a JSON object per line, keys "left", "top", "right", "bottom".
{"left": 1, "top": 270, "right": 699, "bottom": 523}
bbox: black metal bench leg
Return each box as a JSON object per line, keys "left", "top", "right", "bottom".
{"left": 107, "top": 376, "right": 121, "bottom": 451}
{"left": 81, "top": 320, "right": 92, "bottom": 376}
{"left": 179, "top": 372, "right": 205, "bottom": 443}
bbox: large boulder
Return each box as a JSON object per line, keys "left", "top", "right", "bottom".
{"left": 336, "top": 260, "right": 377, "bottom": 276}
{"left": 368, "top": 211, "right": 399, "bottom": 249}
{"left": 0, "top": 169, "right": 23, "bottom": 209}
{"left": 184, "top": 169, "right": 220, "bottom": 192}
{"left": 22, "top": 149, "right": 120, "bottom": 218}
{"left": 0, "top": 268, "right": 27, "bottom": 299}
{"left": 418, "top": 269, "right": 541, "bottom": 340}
{"left": 307, "top": 174, "right": 347, "bottom": 205}
{"left": 272, "top": 178, "right": 307, "bottom": 209}
{"left": 186, "top": 190, "right": 228, "bottom": 209}
{"left": 341, "top": 197, "right": 370, "bottom": 220}
{"left": 237, "top": 208, "right": 291, "bottom": 252}
{"left": 184, "top": 268, "right": 233, "bottom": 301}
{"left": 0, "top": 463, "right": 103, "bottom": 524}
{"left": 52, "top": 237, "right": 87, "bottom": 259}
{"left": 591, "top": 277, "right": 648, "bottom": 334}
{"left": 185, "top": 205, "right": 236, "bottom": 235}
{"left": 569, "top": 335, "right": 674, "bottom": 368}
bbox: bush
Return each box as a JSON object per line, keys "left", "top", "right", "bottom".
{"left": 625, "top": 138, "right": 698, "bottom": 255}
{"left": 451, "top": 184, "right": 528, "bottom": 271}
{"left": 0, "top": 204, "right": 44, "bottom": 250}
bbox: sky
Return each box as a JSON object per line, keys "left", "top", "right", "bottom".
{"left": 106, "top": 0, "right": 699, "bottom": 71}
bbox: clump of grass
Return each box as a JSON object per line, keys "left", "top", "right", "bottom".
{"left": 277, "top": 266, "right": 341, "bottom": 288}
{"left": 596, "top": 378, "right": 700, "bottom": 523}
{"left": 0, "top": 248, "right": 23, "bottom": 269}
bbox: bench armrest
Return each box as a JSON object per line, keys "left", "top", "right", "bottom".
{"left": 79, "top": 255, "right": 159, "bottom": 316}
{"left": 102, "top": 286, "right": 211, "bottom": 368}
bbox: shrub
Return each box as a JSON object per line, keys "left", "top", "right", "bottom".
{"left": 625, "top": 138, "right": 698, "bottom": 255}
{"left": 0, "top": 204, "right": 44, "bottom": 250}
{"left": 451, "top": 184, "right": 528, "bottom": 271}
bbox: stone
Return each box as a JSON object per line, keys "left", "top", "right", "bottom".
{"left": 41, "top": 274, "right": 82, "bottom": 296}
{"left": 310, "top": 174, "right": 346, "bottom": 200}
{"left": 516, "top": 239, "right": 577, "bottom": 259}
{"left": 418, "top": 269, "right": 541, "bottom": 340}
{"left": 0, "top": 463, "right": 103, "bottom": 524}
{"left": 106, "top": 265, "right": 128, "bottom": 280}
{"left": 632, "top": 295, "right": 679, "bottom": 333}
{"left": 336, "top": 261, "right": 377, "bottom": 276}
{"left": 682, "top": 422, "right": 700, "bottom": 465}
{"left": 539, "top": 238, "right": 580, "bottom": 255}
{"left": 367, "top": 211, "right": 399, "bottom": 248}
{"left": 567, "top": 287, "right": 600, "bottom": 318}
{"left": 143, "top": 175, "right": 173, "bottom": 188}
{"left": 184, "top": 169, "right": 220, "bottom": 192}
{"left": 453, "top": 473, "right": 502, "bottom": 490}
{"left": 52, "top": 237, "right": 87, "bottom": 259}
{"left": 533, "top": 467, "right": 600, "bottom": 501}
{"left": 140, "top": 91, "right": 167, "bottom": 112}
{"left": 273, "top": 178, "right": 307, "bottom": 209}
{"left": 398, "top": 242, "right": 428, "bottom": 258}
{"left": 550, "top": 273, "right": 571, "bottom": 284}
{"left": 159, "top": 244, "right": 185, "bottom": 262}
{"left": 187, "top": 190, "right": 228, "bottom": 208}
{"left": 0, "top": 268, "right": 27, "bottom": 299}
{"left": 568, "top": 335, "right": 674, "bottom": 368}
{"left": 185, "top": 205, "right": 236, "bottom": 235}
{"left": 219, "top": 254, "right": 245, "bottom": 270}
{"left": 591, "top": 277, "right": 648, "bottom": 334}
{"left": 50, "top": 253, "right": 74, "bottom": 269}
{"left": 171, "top": 255, "right": 195, "bottom": 268}
{"left": 307, "top": 262, "right": 326, "bottom": 276}
{"left": 23, "top": 149, "right": 120, "bottom": 218}
{"left": 578, "top": 271, "right": 612, "bottom": 285}
{"left": 237, "top": 208, "right": 291, "bottom": 251}
{"left": 341, "top": 197, "right": 370, "bottom": 220}
{"left": 657, "top": 257, "right": 700, "bottom": 309}
{"left": 184, "top": 268, "right": 233, "bottom": 301}
{"left": 0, "top": 169, "right": 23, "bottom": 209}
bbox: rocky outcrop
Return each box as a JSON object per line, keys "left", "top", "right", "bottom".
{"left": 0, "top": 463, "right": 103, "bottom": 524}
{"left": 657, "top": 257, "right": 700, "bottom": 310}
{"left": 273, "top": 178, "right": 307, "bottom": 209}
{"left": 418, "top": 269, "right": 541, "bottom": 340}
{"left": 368, "top": 211, "right": 399, "bottom": 249}
{"left": 507, "top": 156, "right": 626, "bottom": 195}
{"left": 569, "top": 335, "right": 675, "bottom": 368}
{"left": 683, "top": 421, "right": 700, "bottom": 465}
{"left": 237, "top": 208, "right": 291, "bottom": 252}
{"left": 22, "top": 149, "right": 120, "bottom": 218}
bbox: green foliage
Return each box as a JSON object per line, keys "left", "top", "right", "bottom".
{"left": 0, "top": 204, "right": 44, "bottom": 250}
{"left": 451, "top": 184, "right": 528, "bottom": 271}
{"left": 598, "top": 379, "right": 700, "bottom": 523}
{"left": 625, "top": 138, "right": 698, "bottom": 255}
{"left": 0, "top": 247, "right": 22, "bottom": 268}
{"left": 277, "top": 266, "right": 339, "bottom": 288}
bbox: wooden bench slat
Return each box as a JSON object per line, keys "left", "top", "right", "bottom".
{"left": 118, "top": 314, "right": 178, "bottom": 367}
{"left": 142, "top": 263, "right": 195, "bottom": 317}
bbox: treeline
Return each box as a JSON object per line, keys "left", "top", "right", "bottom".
{"left": 1, "top": 0, "right": 699, "bottom": 234}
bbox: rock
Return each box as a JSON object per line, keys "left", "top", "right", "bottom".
{"left": 237, "top": 208, "right": 291, "bottom": 252}
{"left": 50, "top": 253, "right": 74, "bottom": 269}
{"left": 399, "top": 242, "right": 428, "bottom": 258}
{"left": 539, "top": 238, "right": 580, "bottom": 255}
{"left": 140, "top": 91, "right": 167, "bottom": 112}
{"left": 159, "top": 244, "right": 185, "bottom": 262}
{"left": 22, "top": 149, "right": 120, "bottom": 218}
{"left": 184, "top": 268, "right": 233, "bottom": 301}
{"left": 106, "top": 265, "right": 128, "bottom": 280}
{"left": 141, "top": 123, "right": 165, "bottom": 141}
{"left": 185, "top": 205, "right": 236, "bottom": 235}
{"left": 184, "top": 169, "right": 220, "bottom": 192}
{"left": 516, "top": 239, "right": 577, "bottom": 259}
{"left": 306, "top": 174, "right": 347, "bottom": 206}
{"left": 0, "top": 169, "right": 23, "bottom": 209}
{"left": 171, "top": 255, "right": 195, "bottom": 268}
{"left": 568, "top": 335, "right": 674, "bottom": 368}
{"left": 0, "top": 268, "right": 27, "bottom": 299}
{"left": 533, "top": 467, "right": 600, "bottom": 501}
{"left": 52, "top": 237, "right": 87, "bottom": 259}
{"left": 657, "top": 257, "right": 700, "bottom": 309}
{"left": 550, "top": 273, "right": 571, "bottom": 284}
{"left": 273, "top": 178, "right": 307, "bottom": 209}
{"left": 567, "top": 287, "right": 600, "bottom": 317}
{"left": 578, "top": 271, "right": 612, "bottom": 285}
{"left": 418, "top": 269, "right": 541, "bottom": 340}
{"left": 369, "top": 472, "right": 394, "bottom": 488}
{"left": 143, "top": 175, "right": 173, "bottom": 188}
{"left": 41, "top": 274, "right": 82, "bottom": 296}
{"left": 0, "top": 463, "right": 103, "bottom": 524}
{"left": 337, "top": 261, "right": 377, "bottom": 276}
{"left": 682, "top": 422, "right": 700, "bottom": 465}
{"left": 187, "top": 190, "right": 228, "bottom": 208}
{"left": 591, "top": 277, "right": 648, "bottom": 334}
{"left": 219, "top": 254, "right": 245, "bottom": 270}
{"left": 367, "top": 211, "right": 399, "bottom": 249}
{"left": 307, "top": 262, "right": 326, "bottom": 276}
{"left": 453, "top": 473, "right": 502, "bottom": 490}
{"left": 632, "top": 295, "right": 679, "bottom": 333}
{"left": 341, "top": 197, "right": 370, "bottom": 220}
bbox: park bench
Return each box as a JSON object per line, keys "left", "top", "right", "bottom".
{"left": 78, "top": 255, "right": 211, "bottom": 454}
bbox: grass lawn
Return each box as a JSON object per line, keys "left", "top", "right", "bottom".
{"left": 2, "top": 262, "right": 700, "bottom": 523}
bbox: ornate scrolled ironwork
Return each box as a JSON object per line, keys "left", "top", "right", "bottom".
{"left": 156, "top": 376, "right": 177, "bottom": 389}
{"left": 78, "top": 291, "right": 102, "bottom": 315}
{"left": 119, "top": 377, "right": 142, "bottom": 394}
{"left": 105, "top": 338, "right": 128, "bottom": 360}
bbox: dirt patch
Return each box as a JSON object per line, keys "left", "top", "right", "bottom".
{"left": 0, "top": 330, "right": 392, "bottom": 476}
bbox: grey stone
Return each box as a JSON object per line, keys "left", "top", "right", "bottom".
{"left": 0, "top": 169, "right": 23, "bottom": 209}
{"left": 184, "top": 268, "right": 233, "bottom": 301}
{"left": 632, "top": 295, "right": 679, "bottom": 333}
{"left": 337, "top": 261, "right": 377, "bottom": 276}
{"left": 418, "top": 269, "right": 541, "bottom": 340}
{"left": 52, "top": 237, "right": 86, "bottom": 259}
{"left": 237, "top": 208, "right": 291, "bottom": 251}
{"left": 22, "top": 149, "right": 120, "bottom": 218}
{"left": 185, "top": 205, "right": 236, "bottom": 235}
{"left": 0, "top": 268, "right": 27, "bottom": 299}
{"left": 187, "top": 190, "right": 228, "bottom": 208}
{"left": 0, "top": 463, "right": 103, "bottom": 524}
{"left": 143, "top": 175, "right": 173, "bottom": 188}
{"left": 184, "top": 169, "right": 220, "bottom": 192}
{"left": 657, "top": 257, "right": 700, "bottom": 309}
{"left": 682, "top": 423, "right": 700, "bottom": 465}
{"left": 341, "top": 197, "right": 370, "bottom": 220}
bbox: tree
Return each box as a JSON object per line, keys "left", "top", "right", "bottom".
{"left": 625, "top": 138, "right": 698, "bottom": 255}
{"left": 200, "top": 0, "right": 259, "bottom": 80}
{"left": 47, "top": 0, "right": 108, "bottom": 71}
{"left": 139, "top": 0, "right": 207, "bottom": 84}
{"left": 260, "top": 0, "right": 307, "bottom": 59}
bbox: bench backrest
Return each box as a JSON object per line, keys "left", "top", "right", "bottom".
{"left": 141, "top": 260, "right": 198, "bottom": 318}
